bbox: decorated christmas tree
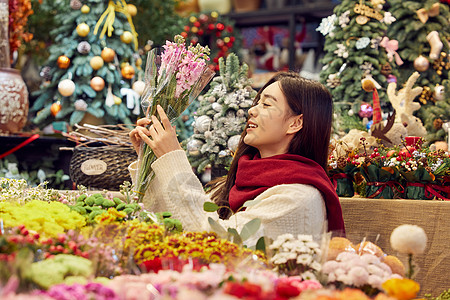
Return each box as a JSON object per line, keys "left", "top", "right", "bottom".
{"left": 31, "top": 0, "right": 144, "bottom": 128}
{"left": 387, "top": 0, "right": 450, "bottom": 143}
{"left": 184, "top": 53, "right": 256, "bottom": 177}
{"left": 319, "top": 0, "right": 396, "bottom": 134}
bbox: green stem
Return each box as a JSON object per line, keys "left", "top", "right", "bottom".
{"left": 407, "top": 253, "right": 414, "bottom": 279}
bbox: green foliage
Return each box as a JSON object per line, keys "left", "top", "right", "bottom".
{"left": 387, "top": 0, "right": 450, "bottom": 141}
{"left": 425, "top": 289, "right": 450, "bottom": 300}
{"left": 319, "top": 0, "right": 391, "bottom": 134}
{"left": 31, "top": 0, "right": 143, "bottom": 128}
{"left": 132, "top": 0, "right": 184, "bottom": 46}
{"left": 0, "top": 154, "right": 69, "bottom": 189}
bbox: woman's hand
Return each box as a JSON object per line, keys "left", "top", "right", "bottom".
{"left": 130, "top": 105, "right": 182, "bottom": 158}
{"left": 129, "top": 117, "right": 151, "bottom": 156}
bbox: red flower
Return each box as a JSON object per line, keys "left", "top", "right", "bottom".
{"left": 275, "top": 281, "right": 301, "bottom": 298}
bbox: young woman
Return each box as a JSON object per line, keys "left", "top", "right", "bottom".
{"left": 129, "top": 71, "right": 345, "bottom": 245}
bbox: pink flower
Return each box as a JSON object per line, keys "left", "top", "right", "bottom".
{"left": 348, "top": 266, "right": 370, "bottom": 287}
{"left": 297, "top": 279, "right": 322, "bottom": 291}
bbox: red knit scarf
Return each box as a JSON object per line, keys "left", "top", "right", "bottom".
{"left": 229, "top": 153, "right": 345, "bottom": 234}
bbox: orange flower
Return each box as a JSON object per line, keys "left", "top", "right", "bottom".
{"left": 382, "top": 278, "right": 420, "bottom": 300}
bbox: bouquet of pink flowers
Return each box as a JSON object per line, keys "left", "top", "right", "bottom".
{"left": 134, "top": 35, "right": 215, "bottom": 201}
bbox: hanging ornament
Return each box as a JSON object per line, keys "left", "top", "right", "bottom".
{"left": 57, "top": 55, "right": 70, "bottom": 69}
{"left": 433, "top": 118, "right": 444, "bottom": 130}
{"left": 379, "top": 37, "right": 404, "bottom": 66}
{"left": 227, "top": 135, "right": 241, "bottom": 152}
{"left": 339, "top": 10, "right": 351, "bottom": 28}
{"left": 50, "top": 102, "right": 62, "bottom": 116}
{"left": 40, "top": 66, "right": 52, "bottom": 81}
{"left": 105, "top": 84, "right": 115, "bottom": 107}
{"left": 359, "top": 103, "right": 373, "bottom": 118}
{"left": 418, "top": 86, "right": 432, "bottom": 104}
{"left": 387, "top": 75, "right": 397, "bottom": 83}
{"left": 326, "top": 73, "right": 341, "bottom": 88}
{"left": 120, "top": 31, "right": 133, "bottom": 44}
{"left": 70, "top": 0, "right": 82, "bottom": 10}
{"left": 316, "top": 14, "right": 337, "bottom": 36}
{"left": 132, "top": 80, "right": 146, "bottom": 96}
{"left": 127, "top": 4, "right": 137, "bottom": 17}
{"left": 121, "top": 88, "right": 140, "bottom": 114}
{"left": 353, "top": 1, "right": 383, "bottom": 24}
{"left": 90, "top": 76, "right": 105, "bottom": 92}
{"left": 74, "top": 99, "right": 88, "bottom": 111}
{"left": 413, "top": 55, "right": 430, "bottom": 72}
{"left": 348, "top": 109, "right": 354, "bottom": 116}
{"left": 135, "top": 57, "right": 143, "bottom": 68}
{"left": 114, "top": 95, "right": 122, "bottom": 105}
{"left": 81, "top": 5, "right": 90, "bottom": 14}
{"left": 359, "top": 62, "right": 374, "bottom": 75}
{"left": 426, "top": 31, "right": 443, "bottom": 60}
{"left": 58, "top": 79, "right": 76, "bottom": 97}
{"left": 121, "top": 64, "right": 135, "bottom": 80}
{"left": 101, "top": 47, "right": 115, "bottom": 62}
{"left": 380, "top": 62, "right": 392, "bottom": 76}
{"left": 194, "top": 115, "right": 212, "bottom": 133}
{"left": 355, "top": 37, "right": 371, "bottom": 49}
{"left": 77, "top": 41, "right": 91, "bottom": 54}
{"left": 434, "top": 85, "right": 445, "bottom": 101}
{"left": 76, "top": 23, "right": 90, "bottom": 37}
{"left": 416, "top": 3, "right": 440, "bottom": 23}
{"left": 187, "top": 139, "right": 204, "bottom": 156}
{"left": 432, "top": 52, "right": 449, "bottom": 76}
{"left": 381, "top": 12, "right": 396, "bottom": 24}
{"left": 90, "top": 56, "right": 104, "bottom": 70}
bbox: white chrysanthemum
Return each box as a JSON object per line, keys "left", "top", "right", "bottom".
{"left": 297, "top": 254, "right": 313, "bottom": 265}
{"left": 390, "top": 224, "right": 428, "bottom": 255}
{"left": 297, "top": 234, "right": 313, "bottom": 242}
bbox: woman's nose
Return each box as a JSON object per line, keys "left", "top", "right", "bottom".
{"left": 248, "top": 105, "right": 258, "bottom": 117}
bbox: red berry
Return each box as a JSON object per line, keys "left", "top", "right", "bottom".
{"left": 354, "top": 154, "right": 359, "bottom": 159}
{"left": 49, "top": 245, "right": 56, "bottom": 252}
{"left": 396, "top": 157, "right": 402, "bottom": 161}
{"left": 57, "top": 234, "right": 66, "bottom": 244}
{"left": 374, "top": 148, "right": 378, "bottom": 152}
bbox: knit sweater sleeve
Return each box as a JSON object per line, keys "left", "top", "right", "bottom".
{"left": 129, "top": 150, "right": 327, "bottom": 245}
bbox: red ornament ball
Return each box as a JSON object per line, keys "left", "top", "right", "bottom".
{"left": 359, "top": 103, "right": 373, "bottom": 118}
{"left": 208, "top": 24, "right": 215, "bottom": 30}
{"left": 216, "top": 23, "right": 225, "bottom": 31}
{"left": 194, "top": 21, "right": 201, "bottom": 27}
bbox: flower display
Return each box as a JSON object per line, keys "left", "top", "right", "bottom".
{"left": 382, "top": 278, "right": 420, "bottom": 300}
{"left": 269, "top": 234, "right": 322, "bottom": 280}
{"left": 35, "top": 282, "right": 119, "bottom": 300}
{"left": 0, "top": 178, "right": 60, "bottom": 203}
{"left": 25, "top": 254, "right": 93, "bottom": 289}
{"left": 0, "top": 200, "right": 85, "bottom": 237}
{"left": 134, "top": 35, "right": 215, "bottom": 201}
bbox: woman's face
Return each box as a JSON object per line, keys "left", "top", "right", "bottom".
{"left": 244, "top": 81, "right": 302, "bottom": 158}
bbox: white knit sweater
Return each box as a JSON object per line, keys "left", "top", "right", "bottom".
{"left": 129, "top": 150, "right": 326, "bottom": 245}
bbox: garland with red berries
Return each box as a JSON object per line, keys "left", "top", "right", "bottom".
{"left": 181, "top": 11, "right": 242, "bottom": 71}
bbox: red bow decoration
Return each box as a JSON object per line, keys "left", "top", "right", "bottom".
{"left": 380, "top": 37, "right": 404, "bottom": 66}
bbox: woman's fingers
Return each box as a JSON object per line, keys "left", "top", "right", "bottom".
{"left": 136, "top": 127, "right": 154, "bottom": 147}
{"left": 157, "top": 105, "right": 173, "bottom": 132}
{"left": 137, "top": 117, "right": 151, "bottom": 127}
{"left": 151, "top": 115, "right": 165, "bottom": 133}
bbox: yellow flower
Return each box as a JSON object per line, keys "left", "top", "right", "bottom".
{"left": 382, "top": 278, "right": 420, "bottom": 300}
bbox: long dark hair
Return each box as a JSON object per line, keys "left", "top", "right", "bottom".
{"left": 208, "top": 71, "right": 333, "bottom": 219}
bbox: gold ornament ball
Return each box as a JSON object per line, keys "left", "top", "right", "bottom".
{"left": 114, "top": 95, "right": 122, "bottom": 105}
{"left": 211, "top": 11, "right": 219, "bottom": 18}
{"left": 81, "top": 5, "right": 90, "bottom": 13}
{"left": 57, "top": 55, "right": 71, "bottom": 69}
{"left": 413, "top": 55, "right": 430, "bottom": 72}
{"left": 76, "top": 23, "right": 90, "bottom": 37}
{"left": 362, "top": 78, "right": 375, "bottom": 92}
{"left": 90, "top": 56, "right": 104, "bottom": 70}
{"left": 135, "top": 57, "right": 143, "bottom": 68}
{"left": 127, "top": 4, "right": 137, "bottom": 16}
{"left": 90, "top": 76, "right": 105, "bottom": 92}
{"left": 50, "top": 102, "right": 62, "bottom": 116}
{"left": 58, "top": 79, "right": 76, "bottom": 97}
{"left": 121, "top": 64, "right": 135, "bottom": 79}
{"left": 132, "top": 80, "right": 146, "bottom": 95}
{"left": 101, "top": 47, "right": 115, "bottom": 62}
{"left": 120, "top": 31, "right": 133, "bottom": 44}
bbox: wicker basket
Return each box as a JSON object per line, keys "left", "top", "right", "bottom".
{"left": 70, "top": 145, "right": 138, "bottom": 191}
